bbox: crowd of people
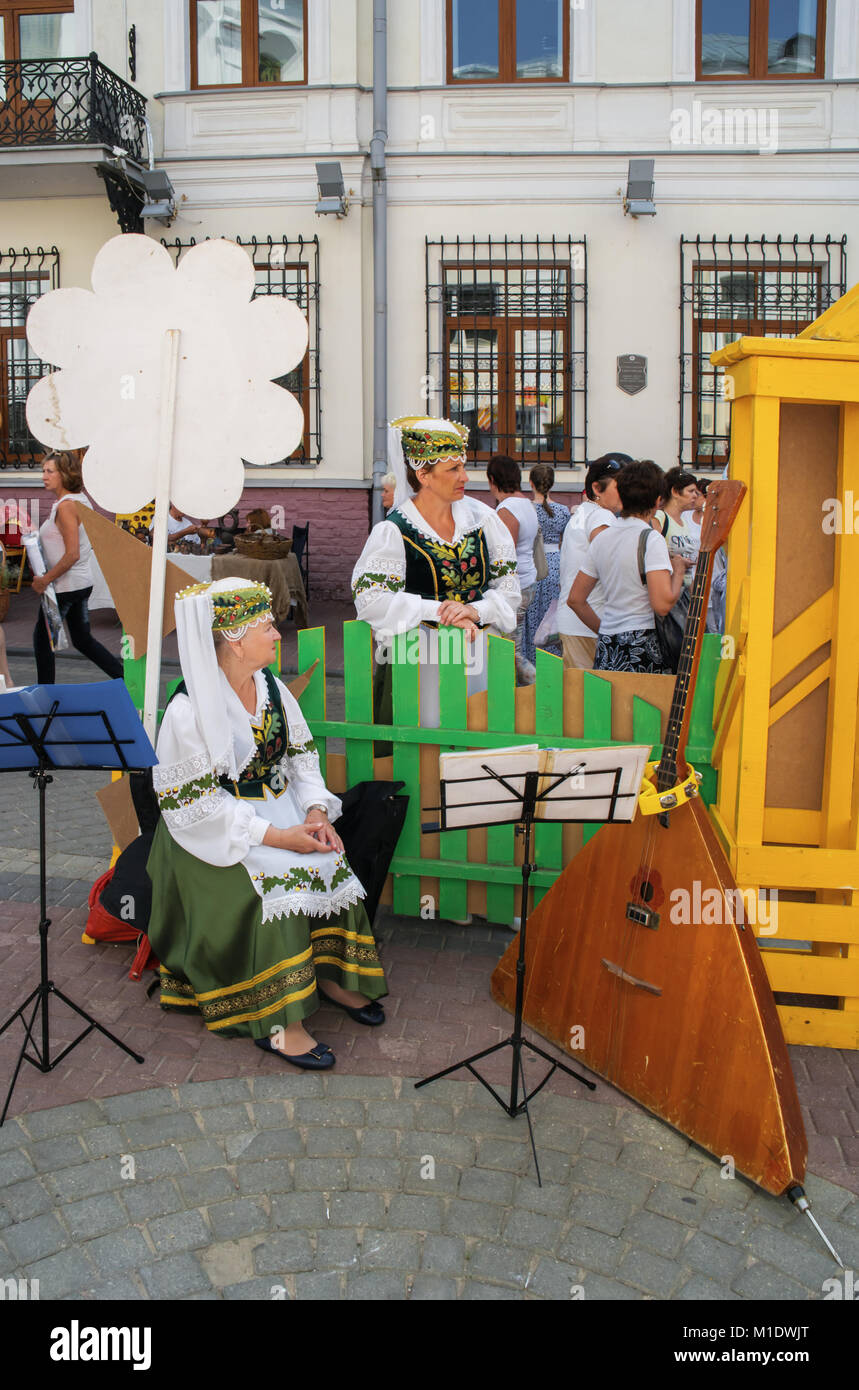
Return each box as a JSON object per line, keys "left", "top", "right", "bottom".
{"left": 362, "top": 421, "right": 725, "bottom": 681}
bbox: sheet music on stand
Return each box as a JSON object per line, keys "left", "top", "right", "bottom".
{"left": 437, "top": 744, "right": 651, "bottom": 830}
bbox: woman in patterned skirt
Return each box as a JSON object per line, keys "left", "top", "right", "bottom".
{"left": 521, "top": 464, "right": 571, "bottom": 665}
{"left": 146, "top": 577, "right": 387, "bottom": 1071}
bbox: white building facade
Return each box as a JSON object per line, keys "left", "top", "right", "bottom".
{"left": 1, "top": 0, "right": 857, "bottom": 597}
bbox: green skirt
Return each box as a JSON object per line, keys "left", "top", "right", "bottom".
{"left": 146, "top": 821, "right": 388, "bottom": 1039}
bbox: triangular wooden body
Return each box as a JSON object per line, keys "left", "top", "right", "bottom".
{"left": 491, "top": 797, "right": 807, "bottom": 1196}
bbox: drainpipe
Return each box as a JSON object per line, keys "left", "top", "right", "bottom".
{"left": 370, "top": 0, "right": 388, "bottom": 527}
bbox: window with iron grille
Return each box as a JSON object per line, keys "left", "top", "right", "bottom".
{"left": 0, "top": 245, "right": 59, "bottom": 469}
{"left": 426, "top": 237, "right": 587, "bottom": 466}
{"left": 680, "top": 234, "right": 846, "bottom": 468}
{"left": 162, "top": 234, "right": 321, "bottom": 466}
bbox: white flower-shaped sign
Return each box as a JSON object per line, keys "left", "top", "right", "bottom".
{"left": 26, "top": 234, "right": 308, "bottom": 517}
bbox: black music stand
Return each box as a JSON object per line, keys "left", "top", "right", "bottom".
{"left": 416, "top": 745, "right": 649, "bottom": 1185}
{"left": 0, "top": 681, "right": 157, "bottom": 1125}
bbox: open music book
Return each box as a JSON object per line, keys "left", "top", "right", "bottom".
{"left": 437, "top": 744, "right": 651, "bottom": 829}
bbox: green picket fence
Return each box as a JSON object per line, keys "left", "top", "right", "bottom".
{"left": 296, "top": 622, "right": 722, "bottom": 928}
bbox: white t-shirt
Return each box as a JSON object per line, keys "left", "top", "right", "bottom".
{"left": 579, "top": 516, "right": 672, "bottom": 636}
{"left": 496, "top": 496, "right": 538, "bottom": 589}
{"left": 39, "top": 494, "right": 94, "bottom": 593}
{"left": 557, "top": 499, "right": 615, "bottom": 639}
{"left": 151, "top": 512, "right": 202, "bottom": 548}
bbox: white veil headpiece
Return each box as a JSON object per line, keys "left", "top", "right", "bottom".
{"left": 174, "top": 577, "right": 274, "bottom": 781}
{"left": 387, "top": 415, "right": 469, "bottom": 512}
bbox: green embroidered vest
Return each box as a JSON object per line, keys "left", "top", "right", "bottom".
{"left": 169, "top": 668, "right": 289, "bottom": 801}
{"left": 388, "top": 508, "right": 490, "bottom": 604}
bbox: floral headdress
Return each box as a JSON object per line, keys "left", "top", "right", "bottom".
{"left": 387, "top": 415, "right": 469, "bottom": 508}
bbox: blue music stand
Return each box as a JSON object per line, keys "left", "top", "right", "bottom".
{"left": 0, "top": 681, "right": 157, "bottom": 1125}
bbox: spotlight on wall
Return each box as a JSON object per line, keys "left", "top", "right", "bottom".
{"left": 624, "top": 159, "right": 656, "bottom": 218}
{"left": 315, "top": 162, "right": 349, "bottom": 217}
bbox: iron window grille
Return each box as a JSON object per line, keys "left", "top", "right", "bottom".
{"left": 162, "top": 234, "right": 321, "bottom": 466}
{"left": 680, "top": 234, "right": 847, "bottom": 468}
{"left": 426, "top": 236, "right": 587, "bottom": 467}
{"left": 0, "top": 246, "right": 59, "bottom": 469}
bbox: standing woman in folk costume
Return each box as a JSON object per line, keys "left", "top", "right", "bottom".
{"left": 351, "top": 416, "right": 521, "bottom": 727}
{"left": 146, "top": 578, "right": 387, "bottom": 1071}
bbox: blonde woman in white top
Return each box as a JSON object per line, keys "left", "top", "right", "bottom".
{"left": 32, "top": 451, "right": 124, "bottom": 685}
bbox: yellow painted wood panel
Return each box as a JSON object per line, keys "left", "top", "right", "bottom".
{"left": 762, "top": 901, "right": 859, "bottom": 944}
{"left": 768, "top": 659, "right": 830, "bottom": 728}
{"left": 776, "top": 1004, "right": 859, "bottom": 1049}
{"left": 735, "top": 845, "right": 859, "bottom": 890}
{"left": 761, "top": 809, "right": 821, "bottom": 844}
{"left": 758, "top": 951, "right": 859, "bottom": 995}
{"left": 770, "top": 591, "right": 832, "bottom": 686}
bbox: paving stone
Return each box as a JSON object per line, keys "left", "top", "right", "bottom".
{"left": 421, "top": 1234, "right": 466, "bottom": 1277}
{"left": 75, "top": 1276, "right": 148, "bottom": 1301}
{"left": 0, "top": 1179, "right": 52, "bottom": 1222}
{"left": 131, "top": 1147, "right": 188, "bottom": 1180}
{"left": 617, "top": 1142, "right": 704, "bottom": 1189}
{"left": 468, "top": 1241, "right": 530, "bottom": 1288}
{"left": 139, "top": 1253, "right": 212, "bottom": 1299}
{"left": 294, "top": 1270, "right": 343, "bottom": 1300}
{"left": 617, "top": 1248, "right": 684, "bottom": 1298}
{"left": 348, "top": 1158, "right": 402, "bottom": 1192}
{"left": 248, "top": 1103, "right": 290, "bottom": 1129}
{"left": 364, "top": 1103, "right": 416, "bottom": 1129}
{"left": 678, "top": 1274, "right": 741, "bottom": 1301}
{"left": 569, "top": 1190, "right": 631, "bottom": 1238}
{"left": 360, "top": 1230, "right": 420, "bottom": 1271}
{"left": 178, "top": 1169, "right": 239, "bottom": 1206}
{"left": 270, "top": 1192, "right": 328, "bottom": 1229}
{"left": 801, "top": 1173, "right": 857, "bottom": 1219}
{"left": 504, "top": 1207, "right": 562, "bottom": 1253}
{"left": 146, "top": 1209, "right": 211, "bottom": 1255}
{"left": 79, "top": 1228, "right": 153, "bottom": 1274}
{"left": 305, "top": 1126, "right": 359, "bottom": 1158}
{"left": 511, "top": 1178, "right": 570, "bottom": 1216}
{"left": 475, "top": 1138, "right": 532, "bottom": 1173}
{"left": 81, "top": 1125, "right": 127, "bottom": 1158}
{"left": 386, "top": 1194, "right": 444, "bottom": 1233}
{"left": 102, "top": 1089, "right": 179, "bottom": 1123}
{"left": 323, "top": 1075, "right": 397, "bottom": 1099}
{"left": 623, "top": 1210, "right": 688, "bottom": 1259}
{"left": 745, "top": 1224, "right": 836, "bottom": 1288}
{"left": 293, "top": 1158, "right": 349, "bottom": 1192}
{"left": 347, "top": 1272, "right": 407, "bottom": 1300}
{"left": 179, "top": 1139, "right": 229, "bottom": 1169}
{"left": 359, "top": 1129, "right": 400, "bottom": 1158}
{"left": 411, "top": 1102, "right": 456, "bottom": 1133}
{"left": 316, "top": 1230, "right": 360, "bottom": 1270}
{"left": 579, "top": 1272, "right": 642, "bottom": 1301}
{"left": 240, "top": 1130, "right": 303, "bottom": 1161}
{"left": 731, "top": 1262, "right": 812, "bottom": 1301}
{"left": 224, "top": 1134, "right": 262, "bottom": 1163}
{"left": 580, "top": 1136, "right": 624, "bottom": 1164}
{"left": 122, "top": 1112, "right": 203, "bottom": 1148}
{"left": 251, "top": 1075, "right": 324, "bottom": 1101}
{"left": 22, "top": 1101, "right": 103, "bottom": 1140}
{"left": 461, "top": 1280, "right": 521, "bottom": 1300}
{"left": 294, "top": 1099, "right": 366, "bottom": 1126}
{"left": 682, "top": 1230, "right": 749, "bottom": 1281}
{"left": 645, "top": 1182, "right": 707, "bottom": 1227}
{"left": 616, "top": 1109, "right": 693, "bottom": 1152}
{"left": 42, "top": 1157, "right": 127, "bottom": 1202}
{"left": 568, "top": 1156, "right": 654, "bottom": 1207}
{"left": 197, "top": 1105, "right": 254, "bottom": 1136}
{"left": 400, "top": 1131, "right": 477, "bottom": 1165}
{"left": 60, "top": 1193, "right": 128, "bottom": 1240}
{"left": 253, "top": 1232, "right": 315, "bottom": 1275}
{"left": 457, "top": 1167, "right": 516, "bottom": 1205}
{"left": 0, "top": 1240, "right": 17, "bottom": 1277}
{"left": 410, "top": 1274, "right": 458, "bottom": 1300}
{"left": 122, "top": 1179, "right": 184, "bottom": 1223}
{"left": 557, "top": 1226, "right": 625, "bottom": 1276}
{"left": 22, "top": 1247, "right": 96, "bottom": 1298}
{"left": 0, "top": 1119, "right": 29, "bottom": 1154}
{"left": 208, "top": 1199, "right": 269, "bottom": 1242}
{"left": 224, "top": 1276, "right": 290, "bottom": 1301}
{"left": 691, "top": 1166, "right": 754, "bottom": 1208}
{"left": 402, "top": 1159, "right": 459, "bottom": 1196}
{"left": 526, "top": 1257, "right": 587, "bottom": 1300}
{"left": 26, "top": 1134, "right": 90, "bottom": 1174}
{"left": 699, "top": 1208, "right": 755, "bottom": 1246}
{"left": 176, "top": 1079, "right": 253, "bottom": 1108}
{"left": 442, "top": 1199, "right": 505, "bottom": 1240}
{"left": 3, "top": 1213, "right": 69, "bottom": 1263}
{"left": 531, "top": 1120, "right": 585, "bottom": 1155}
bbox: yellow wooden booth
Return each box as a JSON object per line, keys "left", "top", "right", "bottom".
{"left": 711, "top": 287, "right": 859, "bottom": 1048}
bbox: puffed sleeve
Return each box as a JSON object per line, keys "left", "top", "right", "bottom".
{"left": 470, "top": 505, "right": 521, "bottom": 634}
{"left": 351, "top": 520, "right": 442, "bottom": 634}
{"left": 152, "top": 694, "right": 269, "bottom": 866}
{"left": 275, "top": 681, "right": 343, "bottom": 822}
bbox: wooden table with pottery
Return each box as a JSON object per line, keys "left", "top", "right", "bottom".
{"left": 211, "top": 553, "right": 307, "bottom": 627}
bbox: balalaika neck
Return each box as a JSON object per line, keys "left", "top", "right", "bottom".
{"left": 655, "top": 549, "right": 714, "bottom": 794}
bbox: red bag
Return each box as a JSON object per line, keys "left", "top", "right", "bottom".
{"left": 83, "top": 868, "right": 160, "bottom": 981}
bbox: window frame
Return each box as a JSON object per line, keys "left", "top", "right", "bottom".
{"left": 189, "top": 0, "right": 308, "bottom": 91}
{"left": 446, "top": 0, "right": 570, "bottom": 85}
{"left": 0, "top": 247, "right": 60, "bottom": 471}
{"left": 0, "top": 1, "right": 74, "bottom": 63}
{"left": 695, "top": 0, "right": 827, "bottom": 82}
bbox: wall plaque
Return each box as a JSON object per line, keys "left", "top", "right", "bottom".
{"left": 617, "top": 354, "right": 647, "bottom": 395}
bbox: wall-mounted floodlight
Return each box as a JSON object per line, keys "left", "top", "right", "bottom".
{"left": 139, "top": 168, "right": 176, "bottom": 221}
{"left": 315, "top": 162, "right": 348, "bottom": 217}
{"left": 624, "top": 159, "right": 656, "bottom": 218}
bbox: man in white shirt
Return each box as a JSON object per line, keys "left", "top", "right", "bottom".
{"left": 557, "top": 454, "right": 630, "bottom": 669}
{"left": 487, "top": 454, "right": 539, "bottom": 683}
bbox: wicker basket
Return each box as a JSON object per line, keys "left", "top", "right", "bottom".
{"left": 235, "top": 532, "right": 292, "bottom": 560}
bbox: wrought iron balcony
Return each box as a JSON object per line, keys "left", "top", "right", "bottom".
{"left": 0, "top": 53, "right": 147, "bottom": 161}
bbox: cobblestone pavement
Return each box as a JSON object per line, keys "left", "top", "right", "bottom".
{"left": 1, "top": 1077, "right": 857, "bottom": 1302}
{"left": 0, "top": 624, "right": 856, "bottom": 1300}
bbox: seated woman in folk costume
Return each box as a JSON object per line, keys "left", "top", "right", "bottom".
{"left": 351, "top": 416, "right": 521, "bottom": 727}
{"left": 146, "top": 578, "right": 388, "bottom": 1071}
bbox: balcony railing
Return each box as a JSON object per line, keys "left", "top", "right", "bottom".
{"left": 0, "top": 53, "right": 147, "bottom": 162}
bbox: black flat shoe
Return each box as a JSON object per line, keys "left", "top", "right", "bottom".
{"left": 317, "top": 989, "right": 386, "bottom": 1027}
{"left": 254, "top": 1036, "right": 335, "bottom": 1070}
